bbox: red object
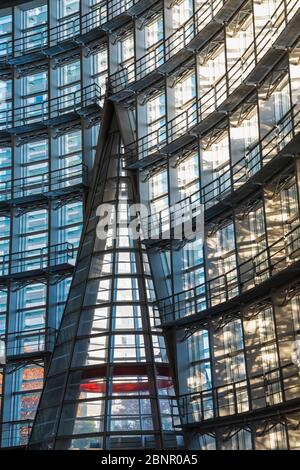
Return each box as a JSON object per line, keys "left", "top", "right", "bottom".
{"left": 79, "top": 363, "right": 173, "bottom": 393}
{"left": 80, "top": 379, "right": 173, "bottom": 393}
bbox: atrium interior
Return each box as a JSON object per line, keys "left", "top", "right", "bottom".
{"left": 0, "top": 0, "right": 300, "bottom": 450}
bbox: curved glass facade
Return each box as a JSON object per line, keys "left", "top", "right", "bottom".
{"left": 0, "top": 0, "right": 299, "bottom": 450}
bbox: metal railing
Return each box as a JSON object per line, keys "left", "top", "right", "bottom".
{"left": 0, "top": 242, "right": 75, "bottom": 277}
{"left": 0, "top": 83, "right": 102, "bottom": 131}
{"left": 142, "top": 104, "right": 300, "bottom": 238}
{"left": 126, "top": 0, "right": 299, "bottom": 163}
{"left": 0, "top": 0, "right": 142, "bottom": 61}
{"left": 0, "top": 163, "right": 88, "bottom": 202}
{"left": 201, "top": 105, "right": 299, "bottom": 208}
{"left": 1, "top": 419, "right": 33, "bottom": 448}
{"left": 110, "top": 0, "right": 225, "bottom": 92}
{"left": 0, "top": 327, "right": 57, "bottom": 360}
{"left": 176, "top": 363, "right": 300, "bottom": 426}
{"left": 156, "top": 223, "right": 300, "bottom": 323}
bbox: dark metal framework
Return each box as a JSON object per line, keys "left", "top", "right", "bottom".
{"left": 28, "top": 102, "right": 182, "bottom": 450}
{"left": 1, "top": 0, "right": 300, "bottom": 450}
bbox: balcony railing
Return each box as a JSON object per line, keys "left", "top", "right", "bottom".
{"left": 113, "top": 0, "right": 299, "bottom": 97}
{"left": 142, "top": 105, "right": 300, "bottom": 239}
{"left": 0, "top": 83, "right": 102, "bottom": 132}
{"left": 110, "top": 0, "right": 225, "bottom": 93}
{"left": 0, "top": 242, "right": 75, "bottom": 277}
{"left": 0, "top": 0, "right": 148, "bottom": 61}
{"left": 176, "top": 363, "right": 300, "bottom": 426}
{"left": 1, "top": 419, "right": 33, "bottom": 448}
{"left": 155, "top": 223, "right": 300, "bottom": 324}
{"left": 126, "top": 0, "right": 299, "bottom": 165}
{"left": 0, "top": 163, "right": 88, "bottom": 203}
{"left": 0, "top": 327, "right": 57, "bottom": 362}
{"left": 201, "top": 106, "right": 299, "bottom": 208}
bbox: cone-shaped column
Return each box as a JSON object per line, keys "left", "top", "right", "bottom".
{"left": 28, "top": 102, "right": 181, "bottom": 450}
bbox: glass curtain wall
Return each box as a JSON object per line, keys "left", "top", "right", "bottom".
{"left": 29, "top": 108, "right": 181, "bottom": 450}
